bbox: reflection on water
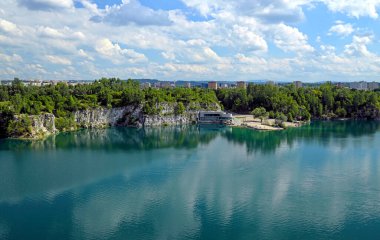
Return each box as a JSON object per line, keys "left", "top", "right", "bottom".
{"left": 1, "top": 121, "right": 380, "bottom": 239}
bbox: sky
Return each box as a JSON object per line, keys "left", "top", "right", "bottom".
{"left": 1, "top": 0, "right": 380, "bottom": 82}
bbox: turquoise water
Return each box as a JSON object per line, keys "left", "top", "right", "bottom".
{"left": 1, "top": 121, "right": 380, "bottom": 239}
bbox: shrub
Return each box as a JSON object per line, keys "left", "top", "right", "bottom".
{"left": 7, "top": 115, "right": 32, "bottom": 137}
{"left": 55, "top": 116, "right": 77, "bottom": 131}
{"left": 174, "top": 102, "right": 185, "bottom": 115}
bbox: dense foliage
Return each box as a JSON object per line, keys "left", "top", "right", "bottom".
{"left": 0, "top": 78, "right": 219, "bottom": 137}
{"left": 217, "top": 83, "right": 380, "bottom": 121}
{"left": 2, "top": 78, "right": 380, "bottom": 138}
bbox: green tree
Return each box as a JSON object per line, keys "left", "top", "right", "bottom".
{"left": 251, "top": 107, "right": 268, "bottom": 123}
{"left": 175, "top": 102, "right": 185, "bottom": 115}
{"left": 7, "top": 115, "right": 32, "bottom": 137}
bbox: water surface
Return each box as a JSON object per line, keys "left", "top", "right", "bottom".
{"left": 1, "top": 121, "right": 380, "bottom": 239}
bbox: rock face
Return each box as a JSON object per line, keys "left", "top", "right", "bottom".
{"left": 75, "top": 106, "right": 143, "bottom": 128}
{"left": 20, "top": 102, "right": 220, "bottom": 139}
{"left": 143, "top": 113, "right": 198, "bottom": 126}
{"left": 29, "top": 113, "right": 57, "bottom": 139}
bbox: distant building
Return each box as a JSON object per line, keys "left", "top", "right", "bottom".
{"left": 0, "top": 80, "right": 12, "bottom": 86}
{"left": 368, "top": 82, "right": 379, "bottom": 91}
{"left": 28, "top": 80, "right": 42, "bottom": 86}
{"left": 141, "top": 82, "right": 151, "bottom": 88}
{"left": 67, "top": 81, "right": 79, "bottom": 86}
{"left": 160, "top": 81, "right": 172, "bottom": 88}
{"left": 208, "top": 81, "right": 218, "bottom": 90}
{"left": 237, "top": 81, "right": 247, "bottom": 89}
{"left": 350, "top": 81, "right": 368, "bottom": 90}
{"left": 294, "top": 81, "right": 303, "bottom": 88}
{"left": 42, "top": 81, "right": 54, "bottom": 86}
{"left": 219, "top": 83, "right": 229, "bottom": 89}
{"left": 185, "top": 82, "right": 191, "bottom": 88}
{"left": 266, "top": 80, "right": 276, "bottom": 86}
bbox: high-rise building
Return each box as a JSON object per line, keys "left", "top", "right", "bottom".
{"left": 208, "top": 81, "right": 218, "bottom": 90}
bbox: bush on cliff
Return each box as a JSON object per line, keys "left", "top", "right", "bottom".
{"left": 7, "top": 115, "right": 32, "bottom": 138}
{"left": 55, "top": 116, "right": 77, "bottom": 132}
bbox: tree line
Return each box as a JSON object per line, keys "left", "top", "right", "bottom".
{"left": 1, "top": 79, "right": 380, "bottom": 138}
{"left": 216, "top": 83, "right": 380, "bottom": 122}
{"left": 0, "top": 78, "right": 218, "bottom": 137}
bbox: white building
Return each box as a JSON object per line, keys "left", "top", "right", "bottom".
{"left": 197, "top": 111, "right": 233, "bottom": 124}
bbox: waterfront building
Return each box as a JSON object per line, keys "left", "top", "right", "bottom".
{"left": 208, "top": 81, "right": 218, "bottom": 90}
{"left": 197, "top": 111, "right": 233, "bottom": 124}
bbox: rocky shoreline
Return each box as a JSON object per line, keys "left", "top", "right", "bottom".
{"left": 12, "top": 103, "right": 216, "bottom": 140}
{"left": 232, "top": 114, "right": 307, "bottom": 131}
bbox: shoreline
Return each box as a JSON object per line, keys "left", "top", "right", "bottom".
{"left": 5, "top": 117, "right": 380, "bottom": 141}
{"left": 231, "top": 114, "right": 306, "bottom": 131}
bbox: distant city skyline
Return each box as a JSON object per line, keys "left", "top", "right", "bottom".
{"left": 1, "top": 0, "right": 380, "bottom": 82}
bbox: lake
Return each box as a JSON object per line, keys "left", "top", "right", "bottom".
{"left": 1, "top": 121, "right": 380, "bottom": 240}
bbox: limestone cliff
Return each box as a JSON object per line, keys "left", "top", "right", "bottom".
{"left": 12, "top": 113, "right": 57, "bottom": 140}
{"left": 75, "top": 106, "right": 143, "bottom": 128}
{"left": 16, "top": 102, "right": 220, "bottom": 139}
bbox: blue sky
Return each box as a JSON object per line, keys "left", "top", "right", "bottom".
{"left": 1, "top": 0, "right": 380, "bottom": 82}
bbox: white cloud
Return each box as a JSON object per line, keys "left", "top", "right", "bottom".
{"left": 232, "top": 25, "right": 268, "bottom": 52}
{"left": 344, "top": 35, "right": 374, "bottom": 57}
{"left": 26, "top": 64, "right": 47, "bottom": 74}
{"left": 180, "top": 0, "right": 220, "bottom": 17}
{"left": 1, "top": 0, "right": 380, "bottom": 82}
{"left": 37, "top": 26, "right": 64, "bottom": 38}
{"left": 0, "top": 18, "right": 22, "bottom": 36}
{"left": 46, "top": 55, "right": 72, "bottom": 65}
{"left": 78, "top": 49, "right": 94, "bottom": 60}
{"left": 320, "top": 0, "right": 380, "bottom": 19}
{"left": 161, "top": 52, "right": 176, "bottom": 61}
{"left": 79, "top": 0, "right": 99, "bottom": 14}
{"left": 182, "top": 0, "right": 308, "bottom": 23}
{"left": 328, "top": 22, "right": 354, "bottom": 37}
{"left": 37, "top": 26, "right": 85, "bottom": 40}
{"left": 271, "top": 24, "right": 314, "bottom": 53}
{"left": 95, "top": 38, "right": 147, "bottom": 64}
{"left": 0, "top": 53, "right": 23, "bottom": 62}
{"left": 17, "top": 0, "right": 74, "bottom": 11}
{"left": 92, "top": 0, "right": 172, "bottom": 26}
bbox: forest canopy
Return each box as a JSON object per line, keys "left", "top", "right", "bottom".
{"left": 216, "top": 83, "right": 380, "bottom": 121}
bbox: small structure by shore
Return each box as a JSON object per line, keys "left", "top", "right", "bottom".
{"left": 197, "top": 111, "right": 233, "bottom": 125}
